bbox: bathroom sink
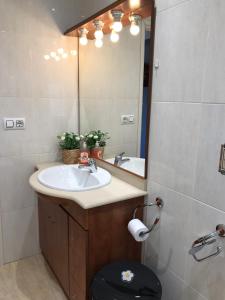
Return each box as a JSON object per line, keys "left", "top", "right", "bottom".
{"left": 106, "top": 157, "right": 145, "bottom": 177}
{"left": 38, "top": 165, "right": 111, "bottom": 192}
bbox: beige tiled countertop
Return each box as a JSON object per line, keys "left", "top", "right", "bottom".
{"left": 29, "top": 162, "right": 147, "bottom": 210}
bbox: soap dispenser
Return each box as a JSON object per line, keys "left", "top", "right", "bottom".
{"left": 91, "top": 141, "right": 103, "bottom": 159}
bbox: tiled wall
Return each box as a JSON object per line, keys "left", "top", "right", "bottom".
{"left": 79, "top": 26, "right": 144, "bottom": 158}
{"left": 0, "top": 0, "right": 78, "bottom": 264}
{"left": 144, "top": 0, "right": 225, "bottom": 299}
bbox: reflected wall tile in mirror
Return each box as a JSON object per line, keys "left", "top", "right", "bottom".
{"left": 79, "top": 26, "right": 142, "bottom": 100}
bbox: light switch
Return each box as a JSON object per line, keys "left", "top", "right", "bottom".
{"left": 3, "top": 118, "right": 26, "bottom": 130}
{"left": 6, "top": 120, "right": 14, "bottom": 128}
{"left": 121, "top": 114, "right": 135, "bottom": 125}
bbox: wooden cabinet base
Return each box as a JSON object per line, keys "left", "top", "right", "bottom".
{"left": 38, "top": 194, "right": 144, "bottom": 300}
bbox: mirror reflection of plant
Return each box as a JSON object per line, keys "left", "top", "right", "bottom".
{"left": 57, "top": 132, "right": 82, "bottom": 150}
{"left": 85, "top": 130, "right": 110, "bottom": 149}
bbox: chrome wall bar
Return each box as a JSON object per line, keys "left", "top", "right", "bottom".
{"left": 189, "top": 224, "right": 225, "bottom": 262}
{"left": 133, "top": 197, "right": 164, "bottom": 237}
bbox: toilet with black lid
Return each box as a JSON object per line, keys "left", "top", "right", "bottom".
{"left": 91, "top": 261, "right": 162, "bottom": 300}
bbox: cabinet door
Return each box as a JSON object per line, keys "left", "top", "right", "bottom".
{"left": 69, "top": 217, "right": 88, "bottom": 300}
{"left": 38, "top": 197, "right": 69, "bottom": 296}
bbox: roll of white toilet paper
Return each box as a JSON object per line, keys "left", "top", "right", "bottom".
{"left": 128, "top": 219, "right": 150, "bottom": 242}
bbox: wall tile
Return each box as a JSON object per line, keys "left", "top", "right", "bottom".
{"left": 152, "top": 0, "right": 208, "bottom": 102}
{"left": 194, "top": 104, "right": 225, "bottom": 212}
{"left": 0, "top": 156, "right": 38, "bottom": 213}
{"left": 184, "top": 199, "right": 225, "bottom": 300}
{"left": 31, "top": 36, "right": 77, "bottom": 99}
{"left": 144, "top": 182, "right": 192, "bottom": 280}
{"left": 0, "top": 217, "right": 4, "bottom": 267}
{"left": 146, "top": 0, "right": 225, "bottom": 299}
{"left": 202, "top": 1, "right": 225, "bottom": 103}
{"left": 0, "top": 97, "right": 78, "bottom": 157}
{"left": 155, "top": 0, "right": 191, "bottom": 11}
{"left": 2, "top": 206, "right": 40, "bottom": 264}
{"left": 0, "top": 0, "right": 78, "bottom": 265}
{"left": 0, "top": 32, "right": 32, "bottom": 97}
{"left": 149, "top": 102, "right": 201, "bottom": 196}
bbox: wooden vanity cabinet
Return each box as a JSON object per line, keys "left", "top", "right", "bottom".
{"left": 38, "top": 196, "right": 70, "bottom": 296}
{"left": 38, "top": 194, "right": 144, "bottom": 300}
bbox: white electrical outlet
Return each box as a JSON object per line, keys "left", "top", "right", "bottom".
{"left": 121, "top": 114, "right": 135, "bottom": 125}
{"left": 3, "top": 118, "right": 26, "bottom": 130}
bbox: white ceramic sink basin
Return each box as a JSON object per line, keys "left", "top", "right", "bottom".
{"left": 38, "top": 165, "right": 111, "bottom": 192}
{"left": 106, "top": 157, "right": 145, "bottom": 177}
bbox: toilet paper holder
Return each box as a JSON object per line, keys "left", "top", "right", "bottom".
{"left": 132, "top": 198, "right": 164, "bottom": 237}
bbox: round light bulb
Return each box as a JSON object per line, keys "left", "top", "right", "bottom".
{"left": 110, "top": 30, "right": 119, "bottom": 43}
{"left": 62, "top": 52, "right": 68, "bottom": 59}
{"left": 55, "top": 56, "right": 60, "bottom": 61}
{"left": 112, "top": 21, "right": 123, "bottom": 32}
{"left": 44, "top": 54, "right": 50, "bottom": 60}
{"left": 70, "top": 50, "right": 77, "bottom": 56}
{"left": 80, "top": 36, "right": 88, "bottom": 46}
{"left": 50, "top": 51, "right": 56, "bottom": 58}
{"left": 94, "top": 29, "right": 103, "bottom": 40}
{"left": 95, "top": 39, "right": 103, "bottom": 48}
{"left": 130, "top": 22, "right": 140, "bottom": 36}
{"left": 129, "top": 0, "right": 140, "bottom": 8}
{"left": 57, "top": 48, "right": 64, "bottom": 54}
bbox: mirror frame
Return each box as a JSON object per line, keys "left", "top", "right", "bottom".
{"left": 65, "top": 0, "right": 156, "bottom": 179}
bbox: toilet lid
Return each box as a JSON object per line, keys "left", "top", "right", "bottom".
{"left": 91, "top": 261, "right": 162, "bottom": 300}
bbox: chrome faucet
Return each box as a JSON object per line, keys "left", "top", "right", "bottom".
{"left": 114, "top": 152, "right": 130, "bottom": 166}
{"left": 78, "top": 159, "right": 98, "bottom": 173}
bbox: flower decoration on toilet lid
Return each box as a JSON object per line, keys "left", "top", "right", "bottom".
{"left": 121, "top": 270, "right": 134, "bottom": 282}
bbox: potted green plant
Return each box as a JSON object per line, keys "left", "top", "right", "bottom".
{"left": 84, "top": 130, "right": 110, "bottom": 159}
{"left": 57, "top": 132, "right": 82, "bottom": 164}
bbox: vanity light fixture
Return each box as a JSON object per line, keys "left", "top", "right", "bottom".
{"left": 111, "top": 10, "right": 124, "bottom": 32}
{"left": 110, "top": 29, "right": 119, "bottom": 43}
{"left": 79, "top": 28, "right": 88, "bottom": 46}
{"left": 93, "top": 20, "right": 104, "bottom": 40}
{"left": 95, "top": 38, "right": 103, "bottom": 48}
{"left": 129, "top": 14, "right": 142, "bottom": 36}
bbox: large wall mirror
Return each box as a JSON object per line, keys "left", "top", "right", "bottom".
{"left": 66, "top": 0, "right": 155, "bottom": 179}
